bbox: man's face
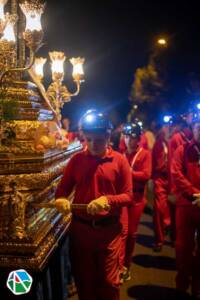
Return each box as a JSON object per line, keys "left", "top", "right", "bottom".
{"left": 193, "top": 122, "right": 200, "bottom": 143}
{"left": 124, "top": 135, "right": 139, "bottom": 149}
{"left": 84, "top": 132, "right": 109, "bottom": 156}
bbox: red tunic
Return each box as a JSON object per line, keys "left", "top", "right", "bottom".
{"left": 171, "top": 140, "right": 200, "bottom": 206}
{"left": 120, "top": 147, "right": 151, "bottom": 269}
{"left": 56, "top": 147, "right": 133, "bottom": 219}
{"left": 152, "top": 134, "right": 169, "bottom": 180}
{"left": 168, "top": 129, "right": 192, "bottom": 193}
{"left": 152, "top": 134, "right": 170, "bottom": 245}
{"left": 125, "top": 147, "right": 152, "bottom": 202}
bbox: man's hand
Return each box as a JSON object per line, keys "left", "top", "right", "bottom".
{"left": 193, "top": 193, "right": 200, "bottom": 208}
{"left": 87, "top": 196, "right": 111, "bottom": 215}
{"left": 55, "top": 198, "right": 71, "bottom": 215}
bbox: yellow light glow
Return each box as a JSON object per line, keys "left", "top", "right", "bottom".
{"left": 33, "top": 57, "right": 47, "bottom": 80}
{"left": 0, "top": 5, "right": 4, "bottom": 20}
{"left": 70, "top": 57, "right": 85, "bottom": 81}
{"left": 52, "top": 60, "right": 64, "bottom": 74}
{"left": 1, "top": 14, "right": 17, "bottom": 42}
{"left": 20, "top": 1, "right": 44, "bottom": 32}
{"left": 1, "top": 23, "right": 15, "bottom": 41}
{"left": 25, "top": 13, "right": 42, "bottom": 31}
{"left": 157, "top": 38, "right": 167, "bottom": 45}
{"left": 0, "top": 0, "right": 7, "bottom": 20}
{"left": 49, "top": 51, "right": 66, "bottom": 82}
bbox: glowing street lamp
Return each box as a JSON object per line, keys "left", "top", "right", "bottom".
{"left": 157, "top": 38, "right": 167, "bottom": 46}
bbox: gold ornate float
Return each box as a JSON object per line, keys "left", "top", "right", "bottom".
{"left": 0, "top": 0, "right": 84, "bottom": 271}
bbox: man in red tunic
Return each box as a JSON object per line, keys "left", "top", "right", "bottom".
{"left": 168, "top": 115, "right": 193, "bottom": 243}
{"left": 55, "top": 110, "right": 133, "bottom": 300}
{"left": 152, "top": 123, "right": 171, "bottom": 251}
{"left": 171, "top": 115, "right": 200, "bottom": 299}
{"left": 120, "top": 122, "right": 152, "bottom": 281}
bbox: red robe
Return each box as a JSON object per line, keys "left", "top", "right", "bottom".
{"left": 152, "top": 134, "right": 170, "bottom": 246}
{"left": 56, "top": 147, "right": 133, "bottom": 300}
{"left": 171, "top": 140, "right": 200, "bottom": 295}
{"left": 120, "top": 147, "right": 152, "bottom": 269}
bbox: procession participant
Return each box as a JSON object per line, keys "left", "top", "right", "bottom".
{"left": 152, "top": 122, "right": 171, "bottom": 252}
{"left": 55, "top": 109, "right": 133, "bottom": 300}
{"left": 120, "top": 122, "right": 151, "bottom": 281}
{"left": 168, "top": 115, "right": 193, "bottom": 243}
{"left": 171, "top": 115, "right": 200, "bottom": 299}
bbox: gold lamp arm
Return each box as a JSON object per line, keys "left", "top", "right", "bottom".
{"left": 61, "top": 80, "right": 81, "bottom": 100}
{"left": 28, "top": 67, "right": 60, "bottom": 124}
{"left": 69, "top": 80, "right": 81, "bottom": 97}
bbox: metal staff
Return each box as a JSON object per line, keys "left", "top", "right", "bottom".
{"left": 33, "top": 203, "right": 88, "bottom": 210}
{"left": 32, "top": 202, "right": 110, "bottom": 211}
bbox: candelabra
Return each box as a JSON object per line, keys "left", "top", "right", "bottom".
{"left": 0, "top": 0, "right": 85, "bottom": 123}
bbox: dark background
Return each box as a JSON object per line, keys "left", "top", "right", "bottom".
{"left": 38, "top": 0, "right": 200, "bottom": 127}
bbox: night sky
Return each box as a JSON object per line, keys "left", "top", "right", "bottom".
{"left": 40, "top": 0, "right": 200, "bottom": 127}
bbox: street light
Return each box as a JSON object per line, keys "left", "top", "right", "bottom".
{"left": 157, "top": 38, "right": 167, "bottom": 47}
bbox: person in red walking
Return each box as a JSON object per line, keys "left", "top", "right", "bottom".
{"left": 171, "top": 115, "right": 200, "bottom": 299}
{"left": 152, "top": 122, "right": 171, "bottom": 252}
{"left": 55, "top": 109, "right": 133, "bottom": 300}
{"left": 168, "top": 115, "right": 193, "bottom": 243}
{"left": 120, "top": 122, "right": 152, "bottom": 281}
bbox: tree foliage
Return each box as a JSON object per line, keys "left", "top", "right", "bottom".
{"left": 129, "top": 62, "right": 163, "bottom": 103}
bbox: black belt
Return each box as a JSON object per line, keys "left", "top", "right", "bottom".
{"left": 73, "top": 215, "right": 119, "bottom": 229}
{"left": 133, "top": 188, "right": 144, "bottom": 193}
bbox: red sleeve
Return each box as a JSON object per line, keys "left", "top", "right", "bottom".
{"left": 119, "top": 137, "right": 126, "bottom": 153}
{"left": 170, "top": 134, "right": 182, "bottom": 155}
{"left": 132, "top": 150, "right": 152, "bottom": 182}
{"left": 107, "top": 155, "right": 133, "bottom": 207}
{"left": 55, "top": 156, "right": 76, "bottom": 199}
{"left": 171, "top": 145, "right": 200, "bottom": 198}
{"left": 152, "top": 141, "right": 167, "bottom": 176}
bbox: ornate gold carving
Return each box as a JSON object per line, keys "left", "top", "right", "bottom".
{"left": 0, "top": 0, "right": 83, "bottom": 272}
{"left": 0, "top": 39, "right": 16, "bottom": 75}
{"left": 47, "top": 81, "right": 71, "bottom": 121}
{"left": 0, "top": 181, "right": 27, "bottom": 240}
{"left": 23, "top": 29, "right": 43, "bottom": 51}
{"left": 8, "top": 181, "right": 27, "bottom": 239}
{"left": 0, "top": 213, "right": 71, "bottom": 271}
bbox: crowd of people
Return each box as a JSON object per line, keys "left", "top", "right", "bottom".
{"left": 56, "top": 109, "right": 200, "bottom": 300}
